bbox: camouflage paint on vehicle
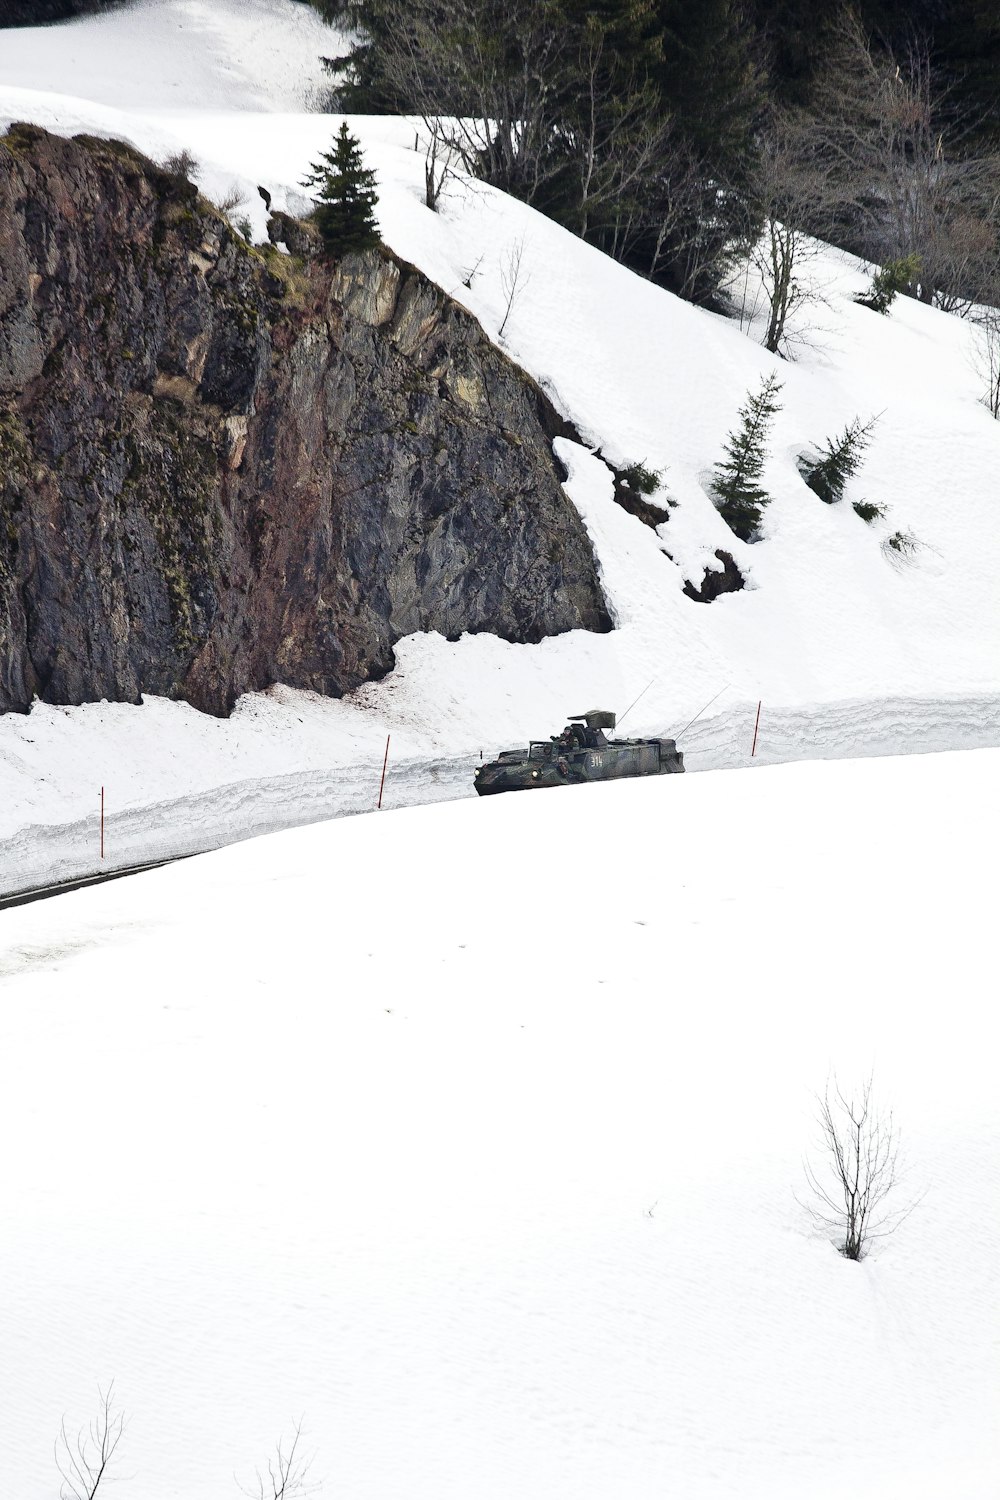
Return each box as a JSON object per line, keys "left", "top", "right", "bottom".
{"left": 474, "top": 710, "right": 684, "bottom": 795}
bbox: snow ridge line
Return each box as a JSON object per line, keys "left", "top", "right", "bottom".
{"left": 0, "top": 757, "right": 480, "bottom": 899}
{"left": 678, "top": 692, "right": 1000, "bottom": 770}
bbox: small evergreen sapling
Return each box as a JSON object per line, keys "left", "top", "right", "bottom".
{"left": 710, "top": 372, "right": 783, "bottom": 542}
{"left": 620, "top": 461, "right": 662, "bottom": 496}
{"left": 799, "top": 415, "right": 878, "bottom": 504}
{"left": 302, "top": 124, "right": 380, "bottom": 258}
{"left": 856, "top": 254, "right": 921, "bottom": 315}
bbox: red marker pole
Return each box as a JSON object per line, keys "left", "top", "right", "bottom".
{"left": 100, "top": 785, "right": 105, "bottom": 859}
{"left": 377, "top": 735, "right": 391, "bottom": 810}
{"left": 751, "top": 701, "right": 762, "bottom": 758}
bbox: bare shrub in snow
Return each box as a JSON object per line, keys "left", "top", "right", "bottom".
{"left": 237, "top": 1421, "right": 317, "bottom": 1500}
{"left": 881, "top": 528, "right": 924, "bottom": 567}
{"left": 161, "top": 148, "right": 199, "bottom": 182}
{"left": 218, "top": 183, "right": 247, "bottom": 214}
{"left": 801, "top": 1074, "right": 916, "bottom": 1260}
{"left": 359, "top": 0, "right": 571, "bottom": 207}
{"left": 55, "top": 1382, "right": 126, "bottom": 1500}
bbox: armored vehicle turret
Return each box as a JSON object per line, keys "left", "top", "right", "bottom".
{"left": 473, "top": 709, "right": 684, "bottom": 796}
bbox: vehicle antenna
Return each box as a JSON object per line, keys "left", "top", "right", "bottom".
{"left": 671, "top": 684, "right": 730, "bottom": 742}
{"left": 616, "top": 675, "right": 659, "bottom": 731}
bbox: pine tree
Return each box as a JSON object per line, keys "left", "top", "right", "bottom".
{"left": 933, "top": 0, "right": 1000, "bottom": 149}
{"left": 799, "top": 416, "right": 878, "bottom": 505}
{"left": 752, "top": 0, "right": 841, "bottom": 104}
{"left": 305, "top": 1, "right": 402, "bottom": 111}
{"left": 856, "top": 255, "right": 922, "bottom": 315}
{"left": 711, "top": 373, "right": 783, "bottom": 541}
{"left": 656, "top": 0, "right": 761, "bottom": 173}
{"left": 542, "top": 0, "right": 667, "bottom": 237}
{"left": 561, "top": 0, "right": 661, "bottom": 62}
{"left": 649, "top": 0, "right": 766, "bottom": 301}
{"left": 302, "top": 124, "right": 381, "bottom": 257}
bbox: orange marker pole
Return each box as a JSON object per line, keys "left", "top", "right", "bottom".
{"left": 377, "top": 735, "right": 391, "bottom": 809}
{"left": 100, "top": 785, "right": 105, "bottom": 859}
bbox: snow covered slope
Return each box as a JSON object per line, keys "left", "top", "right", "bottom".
{"left": 0, "top": 0, "right": 998, "bottom": 881}
{"left": 0, "top": 0, "right": 336, "bottom": 111}
{"left": 1, "top": 748, "right": 997, "bottom": 1498}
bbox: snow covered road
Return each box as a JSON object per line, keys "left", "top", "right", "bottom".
{"left": 2, "top": 690, "right": 996, "bottom": 899}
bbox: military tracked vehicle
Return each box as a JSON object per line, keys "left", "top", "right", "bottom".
{"left": 473, "top": 709, "right": 684, "bottom": 796}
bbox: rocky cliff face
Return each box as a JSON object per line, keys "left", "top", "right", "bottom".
{"left": 0, "top": 125, "right": 610, "bottom": 716}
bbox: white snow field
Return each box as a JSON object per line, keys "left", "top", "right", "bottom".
{"left": 2, "top": 747, "right": 998, "bottom": 1499}
{"left": 1, "top": 0, "right": 999, "bottom": 892}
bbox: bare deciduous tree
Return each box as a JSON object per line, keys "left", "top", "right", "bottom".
{"left": 354, "top": 0, "right": 568, "bottom": 207}
{"left": 55, "top": 1383, "right": 126, "bottom": 1500}
{"left": 237, "top": 1421, "right": 318, "bottom": 1500}
{"left": 334, "top": 0, "right": 679, "bottom": 273}
{"left": 801, "top": 1074, "right": 917, "bottom": 1260}
{"left": 971, "top": 310, "right": 1000, "bottom": 417}
{"left": 807, "top": 15, "right": 1000, "bottom": 314}
{"left": 497, "top": 235, "right": 530, "bottom": 340}
{"left": 732, "top": 109, "right": 840, "bottom": 355}
{"left": 552, "top": 15, "right": 675, "bottom": 245}
{"left": 609, "top": 138, "right": 709, "bottom": 294}
{"left": 416, "top": 118, "right": 459, "bottom": 212}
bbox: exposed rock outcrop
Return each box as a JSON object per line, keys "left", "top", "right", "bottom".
{"left": 0, "top": 125, "right": 611, "bottom": 716}
{"left": 682, "top": 549, "right": 745, "bottom": 603}
{"left": 609, "top": 480, "right": 671, "bottom": 531}
{"left": 591, "top": 451, "right": 672, "bottom": 530}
